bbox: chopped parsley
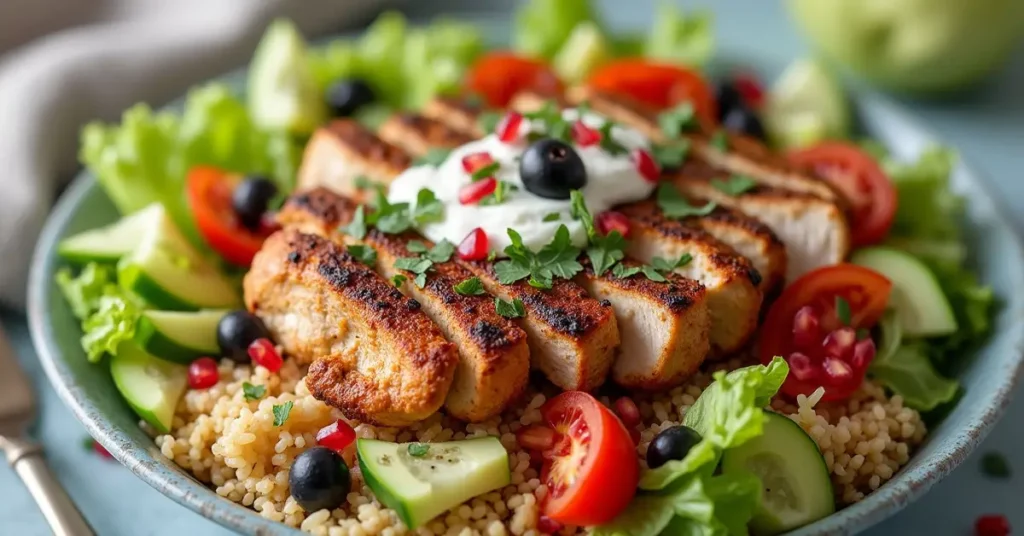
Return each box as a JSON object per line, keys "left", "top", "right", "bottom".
{"left": 835, "top": 296, "right": 852, "bottom": 326}
{"left": 711, "top": 175, "right": 757, "bottom": 196}
{"left": 470, "top": 161, "right": 500, "bottom": 181}
{"left": 363, "top": 188, "right": 444, "bottom": 235}
{"left": 640, "top": 265, "right": 668, "bottom": 282}
{"left": 479, "top": 181, "right": 518, "bottom": 206}
{"left": 414, "top": 148, "right": 452, "bottom": 167}
{"left": 341, "top": 205, "right": 368, "bottom": 240}
{"left": 612, "top": 263, "right": 642, "bottom": 279}
{"left": 495, "top": 297, "right": 526, "bottom": 318}
{"left": 346, "top": 244, "right": 377, "bottom": 267}
{"left": 651, "top": 141, "right": 691, "bottom": 170}
{"left": 542, "top": 212, "right": 562, "bottom": 222}
{"left": 477, "top": 111, "right": 502, "bottom": 134}
{"left": 709, "top": 129, "right": 729, "bottom": 151}
{"left": 493, "top": 226, "right": 583, "bottom": 289}
{"left": 354, "top": 176, "right": 374, "bottom": 191}
{"left": 570, "top": 191, "right": 627, "bottom": 277}
{"left": 412, "top": 189, "right": 445, "bottom": 224}
{"left": 391, "top": 274, "right": 408, "bottom": 288}
{"left": 272, "top": 401, "right": 293, "bottom": 427}
{"left": 394, "top": 240, "right": 456, "bottom": 288}
{"left": 657, "top": 102, "right": 698, "bottom": 139}
{"left": 651, "top": 253, "right": 693, "bottom": 272}
{"left": 453, "top": 277, "right": 486, "bottom": 296}
{"left": 598, "top": 121, "right": 627, "bottom": 156}
{"left": 524, "top": 101, "right": 570, "bottom": 142}
{"left": 242, "top": 382, "right": 266, "bottom": 401}
{"left": 407, "top": 443, "right": 430, "bottom": 457}
{"left": 981, "top": 452, "right": 1011, "bottom": 478}
{"left": 656, "top": 183, "right": 717, "bottom": 219}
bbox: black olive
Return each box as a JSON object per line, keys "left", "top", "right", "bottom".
{"left": 520, "top": 138, "right": 587, "bottom": 200}
{"left": 289, "top": 447, "right": 352, "bottom": 512}
{"left": 722, "top": 104, "right": 767, "bottom": 141}
{"left": 231, "top": 176, "right": 278, "bottom": 230}
{"left": 646, "top": 425, "right": 702, "bottom": 469}
{"left": 714, "top": 81, "right": 744, "bottom": 122}
{"left": 217, "top": 311, "right": 271, "bottom": 362}
{"left": 325, "top": 78, "right": 375, "bottom": 117}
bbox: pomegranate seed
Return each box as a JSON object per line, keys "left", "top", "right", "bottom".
{"left": 792, "top": 306, "right": 822, "bottom": 350}
{"left": 734, "top": 71, "right": 765, "bottom": 109}
{"left": 316, "top": 420, "right": 358, "bottom": 452}
{"left": 571, "top": 120, "right": 602, "bottom": 147}
{"left": 822, "top": 356, "right": 854, "bottom": 384}
{"left": 495, "top": 112, "right": 524, "bottom": 143}
{"left": 822, "top": 327, "right": 857, "bottom": 361}
{"left": 517, "top": 425, "right": 557, "bottom": 451}
{"left": 461, "top": 151, "right": 495, "bottom": 174}
{"left": 788, "top": 352, "right": 818, "bottom": 381}
{"left": 976, "top": 514, "right": 1011, "bottom": 536}
{"left": 457, "top": 228, "right": 490, "bottom": 260}
{"left": 91, "top": 440, "right": 114, "bottom": 460}
{"left": 613, "top": 397, "right": 641, "bottom": 427}
{"left": 632, "top": 148, "right": 661, "bottom": 183}
{"left": 538, "top": 515, "right": 564, "bottom": 535}
{"left": 187, "top": 357, "right": 219, "bottom": 389}
{"left": 248, "top": 338, "right": 283, "bottom": 372}
{"left": 596, "top": 211, "right": 631, "bottom": 238}
{"left": 459, "top": 177, "right": 497, "bottom": 205}
{"left": 851, "top": 338, "right": 877, "bottom": 371}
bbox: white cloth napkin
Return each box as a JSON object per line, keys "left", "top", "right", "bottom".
{"left": 0, "top": 0, "right": 389, "bottom": 310}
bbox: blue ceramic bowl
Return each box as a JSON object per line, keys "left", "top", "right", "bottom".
{"left": 26, "top": 52, "right": 1024, "bottom": 536}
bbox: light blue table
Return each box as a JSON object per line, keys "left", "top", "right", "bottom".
{"left": 2, "top": 1, "right": 1022, "bottom": 534}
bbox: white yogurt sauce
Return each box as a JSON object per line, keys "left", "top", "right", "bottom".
{"left": 387, "top": 109, "right": 655, "bottom": 254}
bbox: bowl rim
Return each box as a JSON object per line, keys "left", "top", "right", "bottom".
{"left": 27, "top": 93, "right": 1024, "bottom": 536}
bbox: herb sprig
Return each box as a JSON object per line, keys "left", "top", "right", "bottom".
{"left": 711, "top": 175, "right": 757, "bottom": 196}
{"left": 394, "top": 240, "right": 456, "bottom": 288}
{"left": 656, "top": 184, "right": 717, "bottom": 219}
{"left": 341, "top": 188, "right": 445, "bottom": 240}
{"left": 493, "top": 226, "right": 583, "bottom": 290}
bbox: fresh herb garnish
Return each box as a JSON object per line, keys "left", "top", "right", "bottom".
{"left": 486, "top": 251, "right": 498, "bottom": 262}
{"left": 569, "top": 190, "right": 627, "bottom": 277}
{"left": 391, "top": 274, "right": 408, "bottom": 288}
{"left": 709, "top": 129, "right": 729, "bottom": 151}
{"left": 407, "top": 443, "right": 430, "bottom": 457}
{"left": 651, "top": 254, "right": 693, "bottom": 272}
{"left": 836, "top": 296, "right": 852, "bottom": 326}
{"left": 412, "top": 189, "right": 445, "bottom": 224}
{"left": 394, "top": 240, "right": 456, "bottom": 288}
{"left": 477, "top": 111, "right": 501, "bottom": 134}
{"left": 657, "top": 183, "right": 717, "bottom": 218}
{"left": 651, "top": 141, "right": 691, "bottom": 170}
{"left": 272, "top": 401, "right": 293, "bottom": 427}
{"left": 640, "top": 265, "right": 668, "bottom": 282}
{"left": 414, "top": 148, "right": 452, "bottom": 167}
{"left": 493, "top": 226, "right": 583, "bottom": 289}
{"left": 243, "top": 382, "right": 266, "bottom": 401}
{"left": 495, "top": 297, "right": 526, "bottom": 318}
{"left": 658, "top": 102, "right": 697, "bottom": 139}
{"left": 612, "top": 263, "right": 642, "bottom": 279}
{"left": 470, "top": 161, "right": 501, "bottom": 181}
{"left": 424, "top": 240, "right": 456, "bottom": 263}
{"left": 981, "top": 452, "right": 1011, "bottom": 478}
{"left": 479, "top": 181, "right": 518, "bottom": 206}
{"left": 711, "top": 175, "right": 757, "bottom": 196}
{"left": 354, "top": 176, "right": 374, "bottom": 191}
{"left": 346, "top": 245, "right": 377, "bottom": 267}
{"left": 542, "top": 212, "right": 562, "bottom": 222}
{"left": 364, "top": 188, "right": 444, "bottom": 235}
{"left": 341, "top": 205, "right": 368, "bottom": 240}
{"left": 406, "top": 240, "right": 428, "bottom": 253}
{"left": 598, "top": 121, "right": 627, "bottom": 156}
{"left": 454, "top": 277, "right": 486, "bottom": 296}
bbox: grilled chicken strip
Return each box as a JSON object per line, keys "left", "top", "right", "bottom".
{"left": 244, "top": 229, "right": 458, "bottom": 426}
{"left": 277, "top": 188, "right": 531, "bottom": 422}
{"left": 422, "top": 96, "right": 488, "bottom": 137}
{"left": 297, "top": 119, "right": 409, "bottom": 198}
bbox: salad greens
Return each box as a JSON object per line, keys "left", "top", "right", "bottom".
{"left": 247, "top": 19, "right": 326, "bottom": 135}
{"left": 56, "top": 263, "right": 141, "bottom": 362}
{"left": 643, "top": 1, "right": 715, "bottom": 68}
{"left": 596, "top": 358, "right": 788, "bottom": 536}
{"left": 513, "top": 0, "right": 600, "bottom": 60}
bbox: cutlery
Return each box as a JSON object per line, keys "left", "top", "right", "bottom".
{"left": 0, "top": 321, "right": 94, "bottom": 536}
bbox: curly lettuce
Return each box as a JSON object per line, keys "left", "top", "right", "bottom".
{"left": 513, "top": 0, "right": 600, "bottom": 60}
{"left": 644, "top": 1, "right": 715, "bottom": 68}
{"left": 56, "top": 263, "right": 141, "bottom": 362}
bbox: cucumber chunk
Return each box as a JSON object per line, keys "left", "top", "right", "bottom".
{"left": 134, "top": 309, "right": 227, "bottom": 364}
{"left": 57, "top": 204, "right": 163, "bottom": 264}
{"left": 110, "top": 343, "right": 188, "bottom": 434}
{"left": 357, "top": 438, "right": 510, "bottom": 528}
{"left": 722, "top": 412, "right": 834, "bottom": 535}
{"left": 851, "top": 246, "right": 957, "bottom": 337}
{"left": 117, "top": 204, "right": 240, "bottom": 311}
{"left": 764, "top": 58, "right": 850, "bottom": 149}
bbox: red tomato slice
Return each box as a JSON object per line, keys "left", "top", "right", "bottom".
{"left": 760, "top": 264, "right": 892, "bottom": 401}
{"left": 186, "top": 166, "right": 273, "bottom": 266}
{"left": 587, "top": 59, "right": 716, "bottom": 126}
{"left": 540, "top": 392, "right": 638, "bottom": 526}
{"left": 465, "top": 52, "right": 564, "bottom": 108}
{"left": 789, "top": 142, "right": 897, "bottom": 247}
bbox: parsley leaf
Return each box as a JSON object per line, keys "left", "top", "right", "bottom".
{"left": 367, "top": 188, "right": 444, "bottom": 234}
{"left": 711, "top": 175, "right": 757, "bottom": 196}
{"left": 425, "top": 240, "right": 456, "bottom": 263}
{"left": 542, "top": 212, "right": 562, "bottom": 222}
{"left": 536, "top": 225, "right": 584, "bottom": 278}
{"left": 657, "top": 184, "right": 717, "bottom": 219}
{"left": 393, "top": 240, "right": 455, "bottom": 289}
{"left": 612, "top": 263, "right": 642, "bottom": 279}
{"left": 414, "top": 148, "right": 452, "bottom": 167}
{"left": 598, "top": 121, "right": 627, "bottom": 156}
{"left": 493, "top": 225, "right": 583, "bottom": 287}
{"left": 346, "top": 245, "right": 377, "bottom": 267}
{"left": 709, "top": 129, "right": 729, "bottom": 151}
{"left": 495, "top": 297, "right": 526, "bottom": 318}
{"left": 391, "top": 274, "right": 407, "bottom": 288}
{"left": 394, "top": 257, "right": 433, "bottom": 274}
{"left": 478, "top": 111, "right": 501, "bottom": 134}
{"left": 658, "top": 102, "right": 697, "bottom": 139}
{"left": 479, "top": 181, "right": 517, "bottom": 206}
{"left": 494, "top": 261, "right": 533, "bottom": 285}
{"left": 641, "top": 265, "right": 668, "bottom": 282}
{"left": 341, "top": 205, "right": 368, "bottom": 240}
{"left": 651, "top": 254, "right": 693, "bottom": 273}
{"left": 413, "top": 189, "right": 445, "bottom": 224}
{"left": 406, "top": 240, "right": 428, "bottom": 253}
{"left": 354, "top": 176, "right": 374, "bottom": 191}
{"left": 414, "top": 273, "right": 427, "bottom": 288}
{"left": 836, "top": 296, "right": 852, "bottom": 326}
{"left": 453, "top": 277, "right": 486, "bottom": 296}
{"left": 470, "top": 161, "right": 500, "bottom": 181}
{"left": 242, "top": 382, "right": 266, "bottom": 401}
{"left": 407, "top": 443, "right": 430, "bottom": 457}
{"left": 589, "top": 232, "right": 627, "bottom": 277}
{"left": 272, "top": 401, "right": 293, "bottom": 427}
{"left": 651, "top": 141, "right": 691, "bottom": 170}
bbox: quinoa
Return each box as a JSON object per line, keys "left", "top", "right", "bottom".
{"left": 155, "top": 357, "right": 926, "bottom": 535}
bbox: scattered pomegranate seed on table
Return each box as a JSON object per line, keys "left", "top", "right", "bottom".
{"left": 975, "top": 514, "right": 1011, "bottom": 536}
{"left": 248, "top": 338, "right": 283, "bottom": 372}
{"left": 187, "top": 357, "right": 219, "bottom": 390}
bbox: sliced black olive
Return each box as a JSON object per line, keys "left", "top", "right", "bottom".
{"left": 231, "top": 176, "right": 277, "bottom": 230}
{"left": 646, "top": 425, "right": 703, "bottom": 469}
{"left": 722, "top": 105, "right": 767, "bottom": 141}
{"left": 520, "top": 138, "right": 587, "bottom": 200}
{"left": 326, "top": 78, "right": 376, "bottom": 117}
{"left": 217, "top": 310, "right": 271, "bottom": 362}
{"left": 288, "top": 447, "right": 352, "bottom": 512}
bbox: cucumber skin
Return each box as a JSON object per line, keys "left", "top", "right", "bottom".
{"left": 358, "top": 452, "right": 417, "bottom": 528}
{"left": 109, "top": 345, "right": 187, "bottom": 434}
{"left": 134, "top": 316, "right": 207, "bottom": 364}
{"left": 56, "top": 248, "right": 121, "bottom": 265}
{"left": 118, "top": 262, "right": 200, "bottom": 312}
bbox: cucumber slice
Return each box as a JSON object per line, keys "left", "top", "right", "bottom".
{"left": 851, "top": 246, "right": 957, "bottom": 337}
{"left": 722, "top": 412, "right": 834, "bottom": 535}
{"left": 134, "top": 309, "right": 227, "bottom": 364}
{"left": 110, "top": 343, "right": 188, "bottom": 434}
{"left": 117, "top": 205, "right": 240, "bottom": 311}
{"left": 764, "top": 58, "right": 850, "bottom": 149}
{"left": 57, "top": 204, "right": 163, "bottom": 264}
{"left": 357, "top": 438, "right": 510, "bottom": 528}
{"left": 248, "top": 18, "right": 326, "bottom": 135}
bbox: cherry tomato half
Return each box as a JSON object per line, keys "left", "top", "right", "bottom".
{"left": 540, "top": 392, "right": 638, "bottom": 526}
{"left": 465, "top": 52, "right": 564, "bottom": 108}
{"left": 760, "top": 264, "right": 892, "bottom": 401}
{"left": 186, "top": 166, "right": 274, "bottom": 266}
{"left": 587, "top": 59, "right": 716, "bottom": 126}
{"left": 789, "top": 142, "right": 897, "bottom": 247}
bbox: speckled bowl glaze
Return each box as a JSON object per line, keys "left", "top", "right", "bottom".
{"left": 26, "top": 35, "right": 1024, "bottom": 536}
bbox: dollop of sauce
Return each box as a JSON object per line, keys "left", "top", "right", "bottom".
{"left": 387, "top": 109, "right": 654, "bottom": 254}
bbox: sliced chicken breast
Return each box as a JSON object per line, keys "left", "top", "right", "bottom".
{"left": 244, "top": 230, "right": 458, "bottom": 426}
{"left": 278, "top": 188, "right": 531, "bottom": 422}
{"left": 379, "top": 113, "right": 476, "bottom": 156}
{"left": 297, "top": 119, "right": 408, "bottom": 198}
{"left": 422, "top": 96, "right": 488, "bottom": 137}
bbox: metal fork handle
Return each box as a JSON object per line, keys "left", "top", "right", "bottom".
{"left": 2, "top": 436, "right": 95, "bottom": 536}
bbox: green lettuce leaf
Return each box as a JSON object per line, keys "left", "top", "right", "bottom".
{"left": 883, "top": 148, "right": 963, "bottom": 242}
{"left": 56, "top": 263, "right": 142, "bottom": 362}
{"left": 513, "top": 0, "right": 599, "bottom": 59}
{"left": 56, "top": 264, "right": 117, "bottom": 320}
{"left": 870, "top": 311, "right": 960, "bottom": 411}
{"left": 644, "top": 2, "right": 715, "bottom": 68}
